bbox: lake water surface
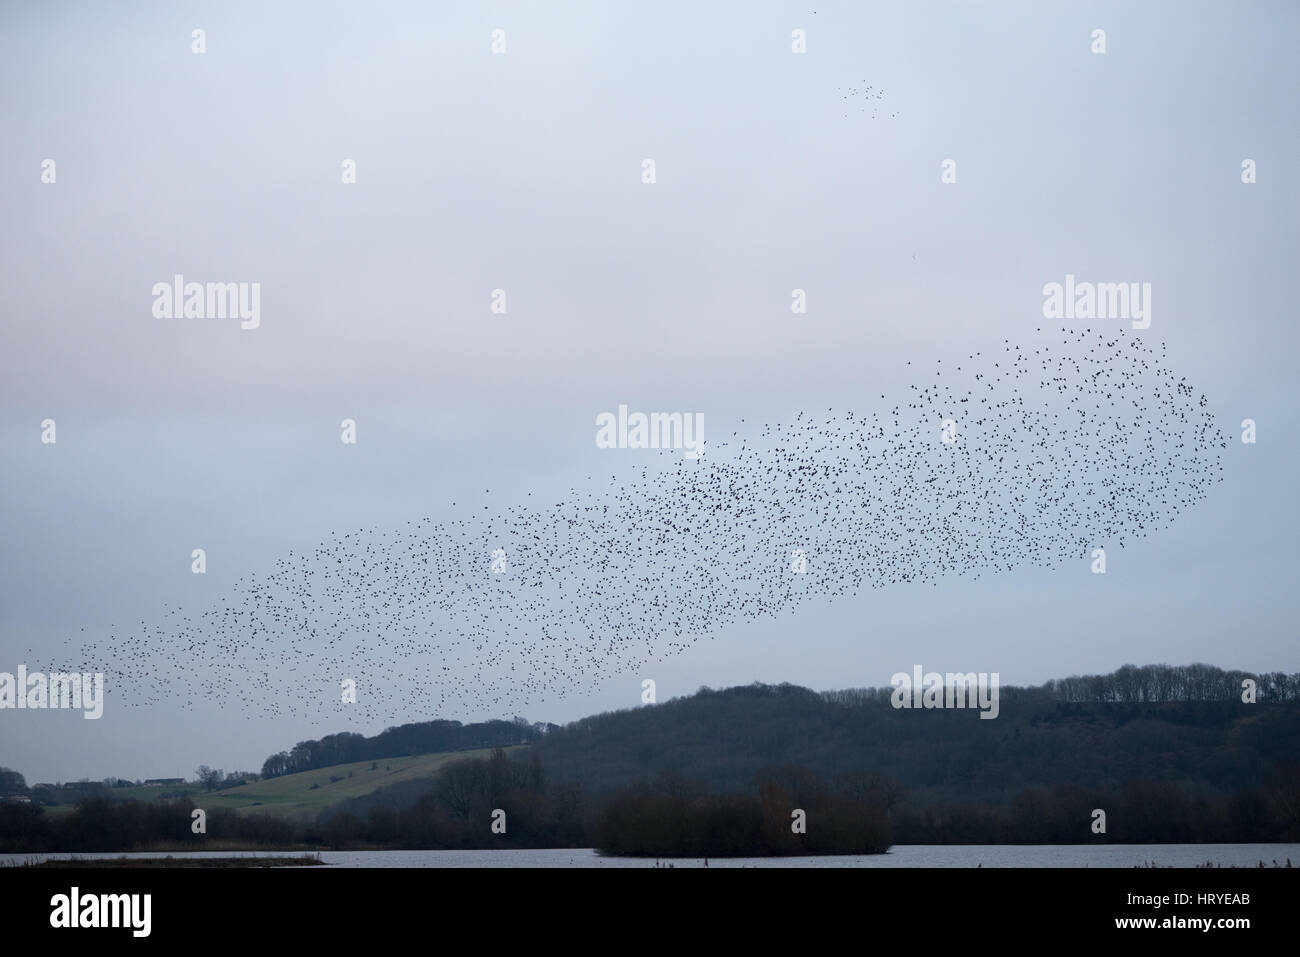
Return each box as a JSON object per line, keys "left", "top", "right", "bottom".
{"left": 4, "top": 844, "right": 1298, "bottom": 868}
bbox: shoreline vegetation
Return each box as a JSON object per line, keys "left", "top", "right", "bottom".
{"left": 14, "top": 853, "right": 324, "bottom": 868}
{"left": 594, "top": 789, "right": 890, "bottom": 857}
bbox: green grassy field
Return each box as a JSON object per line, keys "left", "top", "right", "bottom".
{"left": 41, "top": 747, "right": 523, "bottom": 819}
{"left": 108, "top": 783, "right": 205, "bottom": 803}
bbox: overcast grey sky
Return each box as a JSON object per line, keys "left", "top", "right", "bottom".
{"left": 2, "top": 1, "right": 1297, "bottom": 782}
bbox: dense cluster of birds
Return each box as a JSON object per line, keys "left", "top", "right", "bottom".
{"left": 838, "top": 82, "right": 897, "bottom": 119}
{"left": 59, "top": 328, "right": 1224, "bottom": 724}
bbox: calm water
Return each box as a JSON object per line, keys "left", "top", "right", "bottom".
{"left": 4, "top": 844, "right": 1298, "bottom": 868}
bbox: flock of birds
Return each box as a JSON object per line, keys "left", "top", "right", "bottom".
{"left": 838, "top": 82, "right": 897, "bottom": 119}
{"left": 58, "top": 327, "right": 1224, "bottom": 725}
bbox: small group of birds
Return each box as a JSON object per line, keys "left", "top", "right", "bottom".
{"left": 56, "top": 327, "right": 1224, "bottom": 726}
{"left": 838, "top": 82, "right": 898, "bottom": 119}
